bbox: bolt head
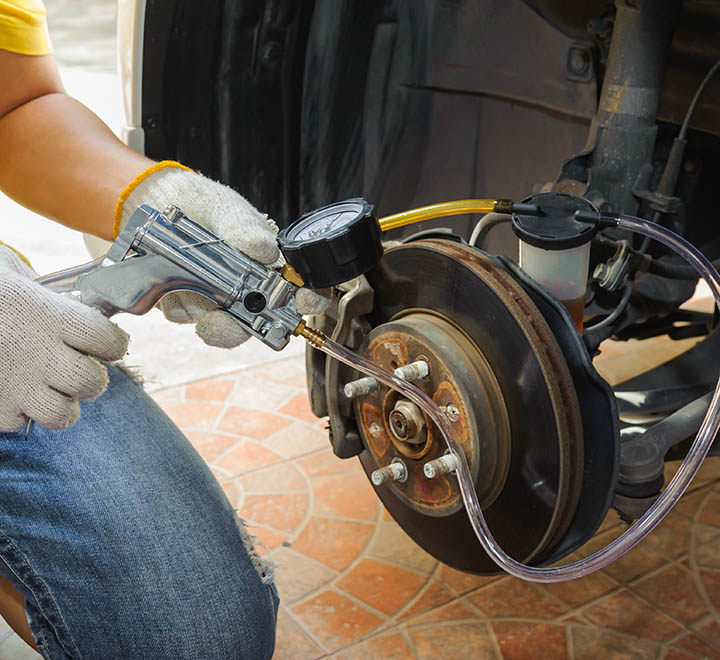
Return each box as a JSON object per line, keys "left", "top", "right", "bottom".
{"left": 568, "top": 47, "right": 590, "bottom": 76}
{"left": 269, "top": 324, "right": 286, "bottom": 339}
{"left": 445, "top": 404, "right": 460, "bottom": 423}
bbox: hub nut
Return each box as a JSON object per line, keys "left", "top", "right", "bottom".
{"left": 389, "top": 400, "right": 426, "bottom": 444}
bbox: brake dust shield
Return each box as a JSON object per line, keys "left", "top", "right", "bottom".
{"left": 357, "top": 240, "right": 585, "bottom": 573}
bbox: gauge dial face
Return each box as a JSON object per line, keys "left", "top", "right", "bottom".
{"left": 287, "top": 201, "right": 366, "bottom": 242}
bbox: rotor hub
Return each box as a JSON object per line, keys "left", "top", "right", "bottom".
{"left": 357, "top": 312, "right": 511, "bottom": 516}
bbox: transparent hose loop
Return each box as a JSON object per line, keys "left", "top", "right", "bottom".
{"left": 314, "top": 211, "right": 720, "bottom": 583}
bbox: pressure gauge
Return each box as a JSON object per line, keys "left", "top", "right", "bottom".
{"left": 278, "top": 198, "right": 383, "bottom": 288}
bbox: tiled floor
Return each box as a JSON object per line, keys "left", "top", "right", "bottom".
{"left": 0, "top": 333, "right": 718, "bottom": 659}
{"left": 145, "top": 336, "right": 720, "bottom": 660}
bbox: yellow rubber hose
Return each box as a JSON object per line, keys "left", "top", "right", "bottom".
{"left": 377, "top": 199, "right": 511, "bottom": 232}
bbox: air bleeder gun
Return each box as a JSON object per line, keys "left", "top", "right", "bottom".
{"left": 37, "top": 200, "right": 382, "bottom": 350}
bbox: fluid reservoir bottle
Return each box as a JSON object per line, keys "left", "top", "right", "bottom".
{"left": 511, "top": 193, "right": 598, "bottom": 332}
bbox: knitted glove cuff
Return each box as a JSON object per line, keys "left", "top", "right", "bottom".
{"left": 0, "top": 241, "right": 33, "bottom": 271}
{"left": 113, "top": 160, "right": 192, "bottom": 239}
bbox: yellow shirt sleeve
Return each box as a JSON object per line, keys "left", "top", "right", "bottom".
{"left": 0, "top": 0, "right": 52, "bottom": 55}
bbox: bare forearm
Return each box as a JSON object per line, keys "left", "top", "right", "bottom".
{"left": 0, "top": 92, "right": 153, "bottom": 240}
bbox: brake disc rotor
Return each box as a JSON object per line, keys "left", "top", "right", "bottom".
{"left": 357, "top": 240, "right": 584, "bottom": 573}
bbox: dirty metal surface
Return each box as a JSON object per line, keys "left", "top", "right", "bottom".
{"left": 361, "top": 240, "right": 584, "bottom": 573}
{"left": 357, "top": 313, "right": 511, "bottom": 517}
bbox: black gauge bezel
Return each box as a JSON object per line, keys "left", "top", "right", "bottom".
{"left": 278, "top": 198, "right": 382, "bottom": 288}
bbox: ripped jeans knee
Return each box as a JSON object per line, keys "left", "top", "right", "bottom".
{"left": 0, "top": 365, "right": 279, "bottom": 659}
{"left": 236, "top": 516, "right": 276, "bottom": 586}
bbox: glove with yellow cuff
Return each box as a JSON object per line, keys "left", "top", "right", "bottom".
{"left": 114, "top": 161, "right": 328, "bottom": 348}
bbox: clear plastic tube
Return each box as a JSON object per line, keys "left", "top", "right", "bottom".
{"left": 313, "top": 211, "right": 720, "bottom": 582}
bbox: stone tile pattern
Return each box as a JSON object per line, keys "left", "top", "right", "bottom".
{"left": 4, "top": 343, "right": 719, "bottom": 658}
{"left": 139, "top": 351, "right": 720, "bottom": 660}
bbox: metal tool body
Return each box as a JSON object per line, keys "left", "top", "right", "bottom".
{"left": 38, "top": 205, "right": 302, "bottom": 350}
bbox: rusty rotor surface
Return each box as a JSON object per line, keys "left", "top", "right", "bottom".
{"left": 359, "top": 240, "right": 584, "bottom": 572}
{"left": 358, "top": 313, "right": 511, "bottom": 517}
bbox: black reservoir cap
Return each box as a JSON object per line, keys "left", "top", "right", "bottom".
{"left": 278, "top": 198, "right": 383, "bottom": 289}
{"left": 512, "top": 193, "right": 598, "bottom": 250}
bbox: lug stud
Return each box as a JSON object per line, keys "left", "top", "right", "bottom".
{"left": 424, "top": 453, "right": 460, "bottom": 479}
{"left": 393, "top": 360, "right": 430, "bottom": 381}
{"left": 371, "top": 460, "right": 407, "bottom": 485}
{"left": 344, "top": 377, "right": 378, "bottom": 398}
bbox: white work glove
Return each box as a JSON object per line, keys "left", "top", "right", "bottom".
{"left": 117, "top": 163, "right": 328, "bottom": 348}
{"left": 0, "top": 246, "right": 129, "bottom": 432}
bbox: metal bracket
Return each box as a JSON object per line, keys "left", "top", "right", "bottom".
{"left": 594, "top": 239, "right": 632, "bottom": 292}
{"left": 324, "top": 276, "right": 374, "bottom": 458}
{"left": 633, "top": 188, "right": 682, "bottom": 215}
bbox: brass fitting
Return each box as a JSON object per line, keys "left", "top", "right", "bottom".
{"left": 493, "top": 199, "right": 514, "bottom": 214}
{"left": 280, "top": 263, "right": 305, "bottom": 287}
{"left": 293, "top": 320, "right": 327, "bottom": 348}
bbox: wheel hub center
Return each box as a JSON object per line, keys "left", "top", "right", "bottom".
{"left": 389, "top": 400, "right": 425, "bottom": 444}
{"left": 355, "top": 312, "right": 511, "bottom": 516}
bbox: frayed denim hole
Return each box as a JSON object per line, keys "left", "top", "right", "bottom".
{"left": 235, "top": 512, "right": 276, "bottom": 585}
{"left": 113, "top": 361, "right": 145, "bottom": 386}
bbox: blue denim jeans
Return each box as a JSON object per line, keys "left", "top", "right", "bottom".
{"left": 0, "top": 366, "right": 278, "bottom": 659}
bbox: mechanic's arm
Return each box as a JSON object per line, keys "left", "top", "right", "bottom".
{"left": 0, "top": 48, "right": 326, "bottom": 343}
{"left": 0, "top": 49, "right": 154, "bottom": 240}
